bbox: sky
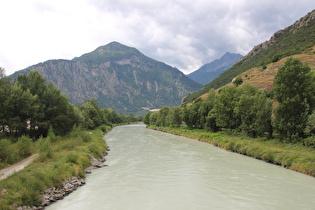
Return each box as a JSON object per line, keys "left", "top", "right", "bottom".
{"left": 0, "top": 1, "right": 314, "bottom": 76}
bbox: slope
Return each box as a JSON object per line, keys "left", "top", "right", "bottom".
{"left": 196, "top": 46, "right": 315, "bottom": 100}
{"left": 182, "top": 9, "right": 315, "bottom": 104}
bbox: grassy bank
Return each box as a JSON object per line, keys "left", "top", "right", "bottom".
{"left": 148, "top": 125, "right": 315, "bottom": 177}
{"left": 0, "top": 125, "right": 111, "bottom": 209}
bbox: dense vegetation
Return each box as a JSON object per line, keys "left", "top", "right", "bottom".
{"left": 0, "top": 68, "right": 140, "bottom": 167}
{"left": 183, "top": 12, "right": 315, "bottom": 104}
{"left": 0, "top": 126, "right": 110, "bottom": 208}
{"left": 145, "top": 58, "right": 315, "bottom": 149}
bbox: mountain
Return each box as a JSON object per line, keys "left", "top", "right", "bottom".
{"left": 11, "top": 42, "right": 202, "bottom": 115}
{"left": 182, "top": 9, "right": 315, "bottom": 104}
{"left": 187, "top": 52, "right": 243, "bottom": 85}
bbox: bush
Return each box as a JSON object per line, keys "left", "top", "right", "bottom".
{"left": 65, "top": 152, "right": 79, "bottom": 164}
{"left": 81, "top": 132, "right": 92, "bottom": 142}
{"left": 99, "top": 125, "right": 109, "bottom": 133}
{"left": 304, "top": 136, "right": 315, "bottom": 148}
{"left": 17, "top": 135, "right": 33, "bottom": 158}
{"left": 233, "top": 76, "right": 243, "bottom": 87}
{"left": 0, "top": 139, "right": 16, "bottom": 165}
{"left": 70, "top": 124, "right": 82, "bottom": 138}
{"left": 47, "top": 125, "right": 57, "bottom": 143}
{"left": 37, "top": 136, "right": 53, "bottom": 160}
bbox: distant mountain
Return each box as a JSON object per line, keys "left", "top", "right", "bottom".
{"left": 187, "top": 52, "right": 243, "bottom": 85}
{"left": 11, "top": 42, "right": 202, "bottom": 115}
{"left": 182, "top": 9, "right": 315, "bottom": 104}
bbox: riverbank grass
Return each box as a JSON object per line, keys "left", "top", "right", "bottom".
{"left": 148, "top": 126, "right": 315, "bottom": 177}
{"left": 0, "top": 125, "right": 111, "bottom": 209}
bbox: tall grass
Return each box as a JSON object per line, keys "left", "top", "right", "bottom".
{"left": 0, "top": 125, "right": 109, "bottom": 209}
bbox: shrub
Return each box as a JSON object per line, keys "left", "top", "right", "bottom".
{"left": 99, "top": 125, "right": 109, "bottom": 133}
{"left": 81, "top": 132, "right": 92, "bottom": 142}
{"left": 70, "top": 124, "right": 82, "bottom": 138}
{"left": 233, "top": 76, "right": 243, "bottom": 87}
{"left": 0, "top": 139, "right": 16, "bottom": 165}
{"left": 37, "top": 136, "right": 53, "bottom": 160}
{"left": 65, "top": 152, "right": 79, "bottom": 164}
{"left": 16, "top": 135, "right": 33, "bottom": 158}
{"left": 304, "top": 136, "right": 315, "bottom": 148}
{"left": 47, "top": 125, "right": 57, "bottom": 143}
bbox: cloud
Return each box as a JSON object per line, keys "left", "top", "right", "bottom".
{"left": 0, "top": 0, "right": 314, "bottom": 75}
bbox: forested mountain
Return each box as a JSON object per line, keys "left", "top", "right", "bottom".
{"left": 187, "top": 52, "right": 243, "bottom": 85}
{"left": 10, "top": 42, "right": 202, "bottom": 115}
{"left": 183, "top": 9, "right": 315, "bottom": 104}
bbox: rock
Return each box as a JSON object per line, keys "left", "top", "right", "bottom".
{"left": 54, "top": 193, "right": 64, "bottom": 200}
{"left": 88, "top": 154, "right": 105, "bottom": 168}
{"left": 86, "top": 170, "right": 92, "bottom": 174}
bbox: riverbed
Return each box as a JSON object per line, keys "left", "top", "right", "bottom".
{"left": 47, "top": 124, "right": 315, "bottom": 209}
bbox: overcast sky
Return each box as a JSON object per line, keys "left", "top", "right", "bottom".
{"left": 0, "top": 0, "right": 314, "bottom": 75}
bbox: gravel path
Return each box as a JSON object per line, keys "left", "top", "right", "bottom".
{"left": 0, "top": 154, "right": 39, "bottom": 181}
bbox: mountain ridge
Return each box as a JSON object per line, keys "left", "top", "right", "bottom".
{"left": 11, "top": 42, "right": 202, "bottom": 115}
{"left": 187, "top": 52, "right": 243, "bottom": 85}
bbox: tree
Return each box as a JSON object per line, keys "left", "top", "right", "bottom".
{"left": 156, "top": 106, "right": 170, "bottom": 127}
{"left": 143, "top": 111, "right": 152, "bottom": 125}
{"left": 233, "top": 76, "right": 243, "bottom": 87}
{"left": 235, "top": 84, "right": 273, "bottom": 138}
{"left": 273, "top": 58, "right": 313, "bottom": 139}
{"left": 17, "top": 71, "right": 76, "bottom": 137}
{"left": 214, "top": 85, "right": 240, "bottom": 129}
{"left": 198, "top": 89, "right": 216, "bottom": 129}
{"left": 169, "top": 106, "right": 182, "bottom": 126}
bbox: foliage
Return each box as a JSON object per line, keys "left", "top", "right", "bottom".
{"left": 273, "top": 58, "right": 313, "bottom": 140}
{"left": 16, "top": 135, "right": 33, "bottom": 158}
{"left": 233, "top": 76, "right": 243, "bottom": 86}
{"left": 305, "top": 111, "right": 315, "bottom": 135}
{"left": 37, "top": 136, "right": 53, "bottom": 160}
{"left": 0, "top": 139, "right": 17, "bottom": 167}
{"left": 214, "top": 85, "right": 240, "bottom": 129}
{"left": 143, "top": 111, "right": 152, "bottom": 125}
{"left": 169, "top": 106, "right": 182, "bottom": 127}
{"left": 0, "top": 70, "right": 140, "bottom": 140}
{"left": 0, "top": 126, "right": 110, "bottom": 208}
{"left": 145, "top": 83, "right": 273, "bottom": 138}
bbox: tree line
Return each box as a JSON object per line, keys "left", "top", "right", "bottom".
{"left": 0, "top": 69, "right": 141, "bottom": 140}
{"left": 144, "top": 58, "right": 315, "bottom": 146}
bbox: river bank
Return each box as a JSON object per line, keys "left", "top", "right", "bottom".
{"left": 148, "top": 125, "right": 315, "bottom": 177}
{"left": 0, "top": 125, "right": 112, "bottom": 209}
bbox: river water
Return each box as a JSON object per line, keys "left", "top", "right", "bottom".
{"left": 48, "top": 124, "right": 315, "bottom": 210}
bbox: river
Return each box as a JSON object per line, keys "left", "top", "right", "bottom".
{"left": 48, "top": 124, "right": 315, "bottom": 210}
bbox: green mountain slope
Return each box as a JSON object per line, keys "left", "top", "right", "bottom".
{"left": 11, "top": 42, "right": 202, "bottom": 115}
{"left": 183, "top": 9, "right": 315, "bottom": 104}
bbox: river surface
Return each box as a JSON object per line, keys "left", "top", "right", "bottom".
{"left": 48, "top": 124, "right": 315, "bottom": 210}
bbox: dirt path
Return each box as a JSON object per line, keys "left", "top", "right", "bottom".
{"left": 0, "top": 154, "right": 39, "bottom": 181}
